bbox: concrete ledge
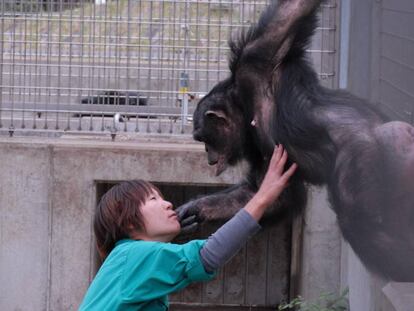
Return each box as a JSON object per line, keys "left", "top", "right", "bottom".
{"left": 383, "top": 283, "right": 414, "bottom": 311}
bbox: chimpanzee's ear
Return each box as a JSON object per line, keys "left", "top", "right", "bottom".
{"left": 246, "top": 0, "right": 322, "bottom": 67}
{"left": 205, "top": 110, "right": 227, "bottom": 121}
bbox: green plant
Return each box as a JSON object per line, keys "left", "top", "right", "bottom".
{"left": 278, "top": 288, "right": 349, "bottom": 311}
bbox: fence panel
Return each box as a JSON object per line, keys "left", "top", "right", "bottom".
{"left": 0, "top": 0, "right": 339, "bottom": 136}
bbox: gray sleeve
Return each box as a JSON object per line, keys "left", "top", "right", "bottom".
{"left": 199, "top": 209, "right": 261, "bottom": 273}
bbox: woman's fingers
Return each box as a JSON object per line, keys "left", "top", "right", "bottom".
{"left": 267, "top": 145, "right": 297, "bottom": 184}
{"left": 270, "top": 145, "right": 282, "bottom": 166}
{"left": 270, "top": 144, "right": 284, "bottom": 168}
{"left": 281, "top": 163, "right": 298, "bottom": 183}
{"left": 278, "top": 149, "right": 288, "bottom": 170}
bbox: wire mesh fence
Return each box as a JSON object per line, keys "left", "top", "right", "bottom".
{"left": 0, "top": 0, "right": 339, "bottom": 137}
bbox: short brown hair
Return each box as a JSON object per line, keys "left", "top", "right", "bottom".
{"left": 94, "top": 180, "right": 160, "bottom": 259}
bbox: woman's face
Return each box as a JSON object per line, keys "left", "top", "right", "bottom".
{"left": 136, "top": 189, "right": 180, "bottom": 242}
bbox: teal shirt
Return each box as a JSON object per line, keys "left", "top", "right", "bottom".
{"left": 79, "top": 239, "right": 215, "bottom": 311}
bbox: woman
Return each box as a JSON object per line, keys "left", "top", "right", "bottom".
{"left": 79, "top": 145, "right": 296, "bottom": 310}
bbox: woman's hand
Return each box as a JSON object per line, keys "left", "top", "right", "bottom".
{"left": 244, "top": 145, "right": 297, "bottom": 221}
{"left": 257, "top": 144, "right": 297, "bottom": 206}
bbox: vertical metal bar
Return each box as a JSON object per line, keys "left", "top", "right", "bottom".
{"left": 0, "top": 0, "right": 5, "bottom": 129}
{"left": 78, "top": 0, "right": 85, "bottom": 131}
{"left": 164, "top": 1, "right": 170, "bottom": 107}
{"left": 319, "top": 3, "right": 326, "bottom": 86}
{"left": 10, "top": 7, "right": 16, "bottom": 130}
{"left": 217, "top": 0, "right": 222, "bottom": 81}
{"left": 194, "top": 1, "right": 200, "bottom": 100}
{"left": 126, "top": 0, "right": 131, "bottom": 97}
{"left": 158, "top": 1, "right": 164, "bottom": 107}
{"left": 44, "top": 0, "right": 52, "bottom": 129}
{"left": 339, "top": 0, "right": 350, "bottom": 90}
{"left": 206, "top": 1, "right": 211, "bottom": 91}
{"left": 227, "top": 0, "right": 234, "bottom": 83}
{"left": 22, "top": 1, "right": 29, "bottom": 129}
{"left": 135, "top": 113, "right": 139, "bottom": 133}
{"left": 100, "top": 113, "right": 105, "bottom": 132}
{"left": 115, "top": 0, "right": 121, "bottom": 113}
{"left": 137, "top": 0, "right": 143, "bottom": 97}
{"left": 170, "top": 1, "right": 177, "bottom": 105}
{"left": 28, "top": 1, "right": 36, "bottom": 127}
{"left": 253, "top": 0, "right": 258, "bottom": 23}
{"left": 55, "top": 0, "right": 63, "bottom": 130}
{"left": 183, "top": 0, "right": 190, "bottom": 126}
{"left": 33, "top": 2, "right": 40, "bottom": 129}
{"left": 148, "top": 1, "right": 153, "bottom": 100}
{"left": 105, "top": 0, "right": 111, "bottom": 106}
{"left": 66, "top": 0, "right": 74, "bottom": 131}
{"left": 89, "top": 0, "right": 96, "bottom": 132}
{"left": 17, "top": 2, "right": 24, "bottom": 130}
{"left": 154, "top": 1, "right": 160, "bottom": 105}
{"left": 97, "top": 1, "right": 104, "bottom": 132}
{"left": 177, "top": 0, "right": 184, "bottom": 133}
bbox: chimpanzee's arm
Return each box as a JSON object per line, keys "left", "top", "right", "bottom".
{"left": 176, "top": 176, "right": 306, "bottom": 225}
{"left": 176, "top": 181, "right": 255, "bottom": 222}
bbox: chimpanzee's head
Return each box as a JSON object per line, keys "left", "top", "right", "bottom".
{"left": 193, "top": 79, "right": 246, "bottom": 176}
{"left": 193, "top": 0, "right": 321, "bottom": 176}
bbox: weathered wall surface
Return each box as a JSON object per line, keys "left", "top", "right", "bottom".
{"left": 0, "top": 136, "right": 244, "bottom": 310}
{"left": 0, "top": 135, "right": 342, "bottom": 310}
{"left": 344, "top": 0, "right": 414, "bottom": 310}
{"left": 298, "top": 187, "right": 341, "bottom": 300}
{"left": 0, "top": 143, "right": 51, "bottom": 311}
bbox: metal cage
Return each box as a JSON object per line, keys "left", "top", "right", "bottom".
{"left": 0, "top": 0, "right": 339, "bottom": 137}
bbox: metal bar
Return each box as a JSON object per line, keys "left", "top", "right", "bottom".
{"left": 339, "top": 0, "right": 350, "bottom": 89}
{"left": 148, "top": 1, "right": 154, "bottom": 96}
{"left": 206, "top": 0, "right": 211, "bottom": 90}
{"left": 0, "top": 0, "right": 5, "bottom": 128}
{"left": 10, "top": 7, "right": 17, "bottom": 129}
{"left": 55, "top": 0, "right": 64, "bottom": 130}
{"left": 0, "top": 102, "right": 193, "bottom": 114}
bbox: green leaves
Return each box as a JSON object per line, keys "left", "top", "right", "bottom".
{"left": 278, "top": 288, "right": 349, "bottom": 311}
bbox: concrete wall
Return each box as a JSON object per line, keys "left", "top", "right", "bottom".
{"left": 0, "top": 135, "right": 244, "bottom": 310}
{"left": 344, "top": 0, "right": 414, "bottom": 309}
{"left": 0, "top": 135, "right": 343, "bottom": 310}
{"left": 0, "top": 143, "right": 51, "bottom": 311}
{"left": 298, "top": 187, "right": 342, "bottom": 300}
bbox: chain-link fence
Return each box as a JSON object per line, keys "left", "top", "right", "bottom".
{"left": 0, "top": 0, "right": 339, "bottom": 137}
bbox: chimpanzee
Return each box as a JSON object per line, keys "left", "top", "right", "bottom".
{"left": 177, "top": 0, "right": 414, "bottom": 281}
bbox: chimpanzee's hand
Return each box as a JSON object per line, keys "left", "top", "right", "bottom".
{"left": 176, "top": 200, "right": 202, "bottom": 223}
{"left": 174, "top": 201, "right": 201, "bottom": 241}
{"left": 178, "top": 215, "right": 198, "bottom": 235}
